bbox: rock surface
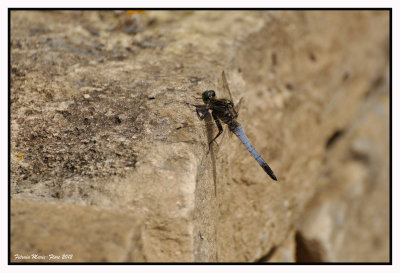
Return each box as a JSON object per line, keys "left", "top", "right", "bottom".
{"left": 10, "top": 10, "right": 389, "bottom": 262}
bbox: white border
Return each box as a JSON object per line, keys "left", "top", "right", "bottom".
{"left": 2, "top": 1, "right": 397, "bottom": 273}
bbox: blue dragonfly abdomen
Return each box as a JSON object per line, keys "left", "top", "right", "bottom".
{"left": 232, "top": 124, "right": 277, "bottom": 181}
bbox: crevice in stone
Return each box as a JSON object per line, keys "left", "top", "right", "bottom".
{"left": 365, "top": 76, "right": 385, "bottom": 98}
{"left": 325, "top": 130, "right": 344, "bottom": 149}
{"left": 349, "top": 149, "right": 370, "bottom": 165}
{"left": 254, "top": 246, "right": 277, "bottom": 263}
{"left": 295, "top": 232, "right": 325, "bottom": 263}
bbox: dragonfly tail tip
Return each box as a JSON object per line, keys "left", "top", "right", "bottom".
{"left": 262, "top": 164, "right": 277, "bottom": 181}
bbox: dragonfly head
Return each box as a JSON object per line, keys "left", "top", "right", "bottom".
{"left": 202, "top": 90, "right": 216, "bottom": 103}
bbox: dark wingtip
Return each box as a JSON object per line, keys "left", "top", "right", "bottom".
{"left": 262, "top": 164, "right": 278, "bottom": 181}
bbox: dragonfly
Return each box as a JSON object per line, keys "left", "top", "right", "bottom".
{"left": 187, "top": 71, "right": 277, "bottom": 181}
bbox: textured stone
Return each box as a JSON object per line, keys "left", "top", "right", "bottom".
{"left": 295, "top": 71, "right": 390, "bottom": 262}
{"left": 10, "top": 10, "right": 389, "bottom": 262}
{"left": 11, "top": 199, "right": 145, "bottom": 262}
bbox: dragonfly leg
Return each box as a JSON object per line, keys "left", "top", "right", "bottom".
{"left": 186, "top": 103, "right": 209, "bottom": 120}
{"left": 209, "top": 111, "right": 223, "bottom": 149}
{"left": 196, "top": 108, "right": 209, "bottom": 120}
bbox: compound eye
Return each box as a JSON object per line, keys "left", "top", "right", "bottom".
{"left": 202, "top": 90, "right": 215, "bottom": 102}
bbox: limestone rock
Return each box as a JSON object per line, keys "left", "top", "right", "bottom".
{"left": 11, "top": 199, "right": 145, "bottom": 262}
{"left": 10, "top": 10, "right": 389, "bottom": 262}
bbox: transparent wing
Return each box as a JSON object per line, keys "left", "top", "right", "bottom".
{"left": 220, "top": 71, "right": 244, "bottom": 112}
{"left": 221, "top": 70, "right": 234, "bottom": 102}
{"left": 235, "top": 97, "right": 243, "bottom": 114}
